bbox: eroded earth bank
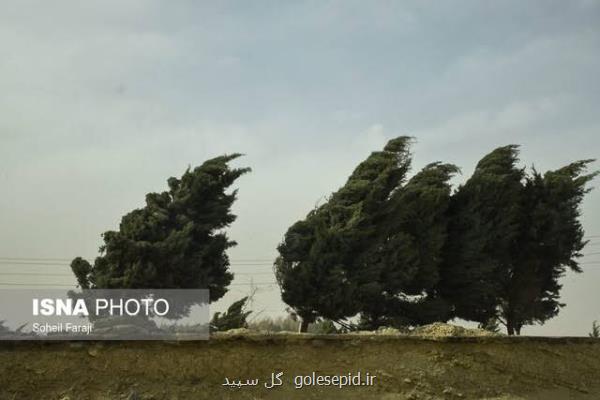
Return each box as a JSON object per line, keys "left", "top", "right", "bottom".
{"left": 1, "top": 332, "right": 599, "bottom": 400}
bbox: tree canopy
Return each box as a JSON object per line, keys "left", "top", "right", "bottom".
{"left": 276, "top": 139, "right": 597, "bottom": 334}
{"left": 275, "top": 137, "right": 414, "bottom": 330}
{"left": 275, "top": 137, "right": 460, "bottom": 331}
{"left": 358, "top": 161, "right": 459, "bottom": 329}
{"left": 439, "top": 146, "right": 525, "bottom": 325}
{"left": 71, "top": 154, "right": 250, "bottom": 311}
{"left": 439, "top": 147, "right": 597, "bottom": 334}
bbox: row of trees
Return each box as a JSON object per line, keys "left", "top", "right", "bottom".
{"left": 274, "top": 137, "right": 597, "bottom": 334}
{"left": 69, "top": 139, "right": 596, "bottom": 335}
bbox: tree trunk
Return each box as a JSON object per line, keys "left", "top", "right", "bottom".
{"left": 506, "top": 316, "right": 523, "bottom": 335}
{"left": 299, "top": 319, "right": 310, "bottom": 333}
{"left": 506, "top": 319, "right": 515, "bottom": 336}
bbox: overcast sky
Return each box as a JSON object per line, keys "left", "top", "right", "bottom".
{"left": 1, "top": 1, "right": 599, "bottom": 335}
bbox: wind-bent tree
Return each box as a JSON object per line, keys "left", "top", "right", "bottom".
{"left": 440, "top": 146, "right": 597, "bottom": 335}
{"left": 439, "top": 146, "right": 524, "bottom": 327}
{"left": 358, "top": 162, "right": 459, "bottom": 329}
{"left": 276, "top": 139, "right": 595, "bottom": 333}
{"left": 590, "top": 321, "right": 600, "bottom": 338}
{"left": 210, "top": 297, "right": 252, "bottom": 332}
{"left": 71, "top": 154, "right": 250, "bottom": 309}
{"left": 275, "top": 137, "right": 413, "bottom": 331}
{"left": 503, "top": 161, "right": 597, "bottom": 334}
{"left": 276, "top": 137, "right": 459, "bottom": 331}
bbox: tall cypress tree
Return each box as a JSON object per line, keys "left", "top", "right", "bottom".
{"left": 503, "top": 161, "right": 597, "bottom": 334}
{"left": 439, "top": 146, "right": 524, "bottom": 326}
{"left": 275, "top": 137, "right": 414, "bottom": 331}
{"left": 439, "top": 147, "right": 597, "bottom": 334}
{"left": 358, "top": 162, "right": 459, "bottom": 328}
{"left": 275, "top": 138, "right": 460, "bottom": 331}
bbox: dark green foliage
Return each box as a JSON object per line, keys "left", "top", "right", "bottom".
{"left": 503, "top": 161, "right": 598, "bottom": 334}
{"left": 358, "top": 162, "right": 459, "bottom": 329}
{"left": 210, "top": 297, "right": 252, "bottom": 332}
{"left": 277, "top": 139, "right": 595, "bottom": 334}
{"left": 275, "top": 137, "right": 459, "bottom": 330}
{"left": 439, "top": 146, "right": 525, "bottom": 325}
{"left": 440, "top": 147, "right": 597, "bottom": 335}
{"left": 274, "top": 216, "right": 358, "bottom": 329}
{"left": 275, "top": 137, "right": 415, "bottom": 329}
{"left": 71, "top": 155, "right": 250, "bottom": 313}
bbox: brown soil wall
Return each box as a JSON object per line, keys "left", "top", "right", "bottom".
{"left": 1, "top": 336, "right": 599, "bottom": 400}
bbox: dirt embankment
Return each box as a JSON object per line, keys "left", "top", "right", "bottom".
{"left": 1, "top": 334, "right": 600, "bottom": 400}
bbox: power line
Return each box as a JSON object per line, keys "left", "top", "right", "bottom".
{"left": 0, "top": 281, "right": 278, "bottom": 287}
{"left": 7, "top": 262, "right": 600, "bottom": 280}
{"left": 0, "top": 261, "right": 68, "bottom": 266}
{"left": 233, "top": 272, "right": 274, "bottom": 275}
{"left": 3, "top": 262, "right": 600, "bottom": 275}
{"left": 0, "top": 261, "right": 275, "bottom": 267}
{"left": 3, "top": 261, "right": 600, "bottom": 268}
{"left": 0, "top": 283, "right": 74, "bottom": 287}
{"left": 1, "top": 238, "right": 599, "bottom": 262}
{"left": 0, "top": 244, "right": 594, "bottom": 264}
{"left": 0, "top": 256, "right": 276, "bottom": 262}
{"left": 7, "top": 264, "right": 600, "bottom": 286}
{"left": 231, "top": 282, "right": 277, "bottom": 286}
{"left": 0, "top": 262, "right": 275, "bottom": 268}
{"left": 0, "top": 257, "right": 71, "bottom": 262}
{"left": 2, "top": 242, "right": 600, "bottom": 265}
{"left": 0, "top": 272, "right": 274, "bottom": 279}
{"left": 0, "top": 272, "right": 72, "bottom": 276}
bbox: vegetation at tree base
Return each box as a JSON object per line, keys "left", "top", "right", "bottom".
{"left": 590, "top": 321, "right": 600, "bottom": 338}
{"left": 276, "top": 138, "right": 597, "bottom": 334}
{"left": 210, "top": 297, "right": 252, "bottom": 332}
{"left": 311, "top": 319, "right": 340, "bottom": 334}
{"left": 248, "top": 315, "right": 340, "bottom": 334}
{"left": 0, "top": 321, "right": 27, "bottom": 336}
{"left": 478, "top": 318, "right": 501, "bottom": 334}
{"left": 249, "top": 316, "right": 301, "bottom": 332}
{"left": 70, "top": 154, "right": 250, "bottom": 315}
